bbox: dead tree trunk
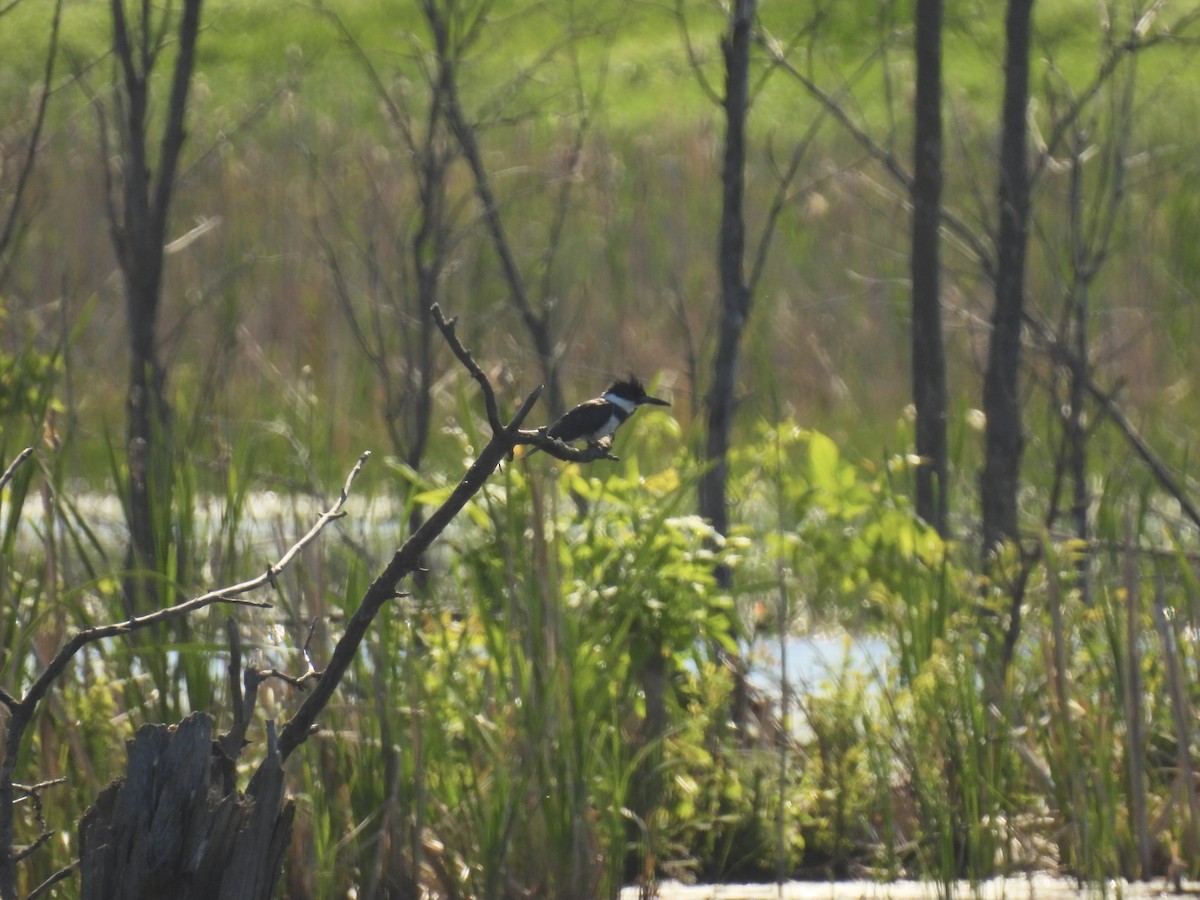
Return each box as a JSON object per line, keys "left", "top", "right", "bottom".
{"left": 78, "top": 713, "right": 292, "bottom": 900}
{"left": 698, "top": 0, "right": 756, "bottom": 731}
{"left": 106, "top": 0, "right": 204, "bottom": 609}
{"left": 981, "top": 0, "right": 1034, "bottom": 560}
{"left": 911, "top": 0, "right": 949, "bottom": 537}
{"left": 984, "top": 0, "right": 1035, "bottom": 677}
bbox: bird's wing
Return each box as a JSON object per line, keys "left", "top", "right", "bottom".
{"left": 547, "top": 399, "right": 608, "bottom": 440}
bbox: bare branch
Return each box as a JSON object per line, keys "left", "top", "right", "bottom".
{"left": 1024, "top": 310, "right": 1200, "bottom": 531}
{"left": 756, "top": 28, "right": 998, "bottom": 277}
{"left": 0, "top": 0, "right": 62, "bottom": 260}
{"left": 0, "top": 448, "right": 33, "bottom": 493}
{"left": 151, "top": 0, "right": 202, "bottom": 241}
{"left": 253, "top": 618, "right": 323, "bottom": 691}
{"left": 252, "top": 665, "right": 319, "bottom": 692}
{"left": 430, "top": 304, "right": 506, "bottom": 432}
{"left": 19, "top": 450, "right": 369, "bottom": 726}
{"left": 1031, "top": 9, "right": 1199, "bottom": 186}
{"left": 424, "top": 0, "right": 566, "bottom": 415}
{"left": 9, "top": 778, "right": 64, "bottom": 865}
{"left": 746, "top": 114, "right": 826, "bottom": 297}
{"left": 431, "top": 305, "right": 618, "bottom": 462}
{"left": 11, "top": 779, "right": 66, "bottom": 797}
{"left": 212, "top": 594, "right": 275, "bottom": 609}
{"left": 11, "top": 832, "right": 52, "bottom": 864}
{"left": 673, "top": 0, "right": 722, "bottom": 106}
{"left": 25, "top": 860, "right": 78, "bottom": 900}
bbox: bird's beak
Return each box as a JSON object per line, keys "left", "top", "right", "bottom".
{"left": 640, "top": 394, "right": 670, "bottom": 407}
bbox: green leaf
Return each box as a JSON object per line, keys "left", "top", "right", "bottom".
{"left": 808, "top": 431, "right": 841, "bottom": 493}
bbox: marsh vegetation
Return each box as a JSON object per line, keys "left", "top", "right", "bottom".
{"left": 3, "top": 0, "right": 1200, "bottom": 897}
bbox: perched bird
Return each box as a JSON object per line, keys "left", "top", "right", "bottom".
{"left": 530, "top": 376, "right": 669, "bottom": 455}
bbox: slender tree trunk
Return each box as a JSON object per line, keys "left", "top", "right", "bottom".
{"left": 981, "top": 0, "right": 1034, "bottom": 558}
{"left": 108, "top": 0, "right": 204, "bottom": 608}
{"left": 123, "top": 265, "right": 171, "bottom": 602}
{"left": 699, "top": 0, "right": 756, "bottom": 729}
{"left": 911, "top": 0, "right": 949, "bottom": 537}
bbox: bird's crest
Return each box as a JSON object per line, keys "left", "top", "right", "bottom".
{"left": 606, "top": 375, "right": 648, "bottom": 400}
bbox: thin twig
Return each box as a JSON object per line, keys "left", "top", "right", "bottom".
{"left": 8, "top": 778, "right": 64, "bottom": 865}
{"left": 25, "top": 859, "right": 78, "bottom": 900}
{"left": 0, "top": 0, "right": 62, "bottom": 257}
{"left": 1024, "top": 311, "right": 1200, "bottom": 531}
{"left": 252, "top": 666, "right": 320, "bottom": 692}
{"left": 431, "top": 305, "right": 504, "bottom": 431}
{"left": 251, "top": 618, "right": 324, "bottom": 691}
{"left": 0, "top": 448, "right": 33, "bottom": 493}
{"left": 11, "top": 831, "right": 53, "bottom": 864}
{"left": 11, "top": 780, "right": 66, "bottom": 797}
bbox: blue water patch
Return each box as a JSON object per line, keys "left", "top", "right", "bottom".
{"left": 748, "top": 632, "right": 890, "bottom": 694}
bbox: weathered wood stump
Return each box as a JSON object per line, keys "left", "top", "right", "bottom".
{"left": 78, "top": 712, "right": 293, "bottom": 900}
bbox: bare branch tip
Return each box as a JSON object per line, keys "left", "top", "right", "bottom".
{"left": 1, "top": 446, "right": 35, "bottom": 491}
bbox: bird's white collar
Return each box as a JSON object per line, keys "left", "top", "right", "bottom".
{"left": 603, "top": 391, "right": 637, "bottom": 414}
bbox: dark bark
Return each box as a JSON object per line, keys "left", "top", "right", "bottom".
{"left": 911, "top": 0, "right": 949, "bottom": 537}
{"left": 78, "top": 713, "right": 292, "bottom": 900}
{"left": 981, "top": 0, "right": 1034, "bottom": 558}
{"left": 107, "top": 0, "right": 204, "bottom": 607}
{"left": 697, "top": 0, "right": 755, "bottom": 729}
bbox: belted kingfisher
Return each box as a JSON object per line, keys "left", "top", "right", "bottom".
{"left": 534, "top": 376, "right": 669, "bottom": 453}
